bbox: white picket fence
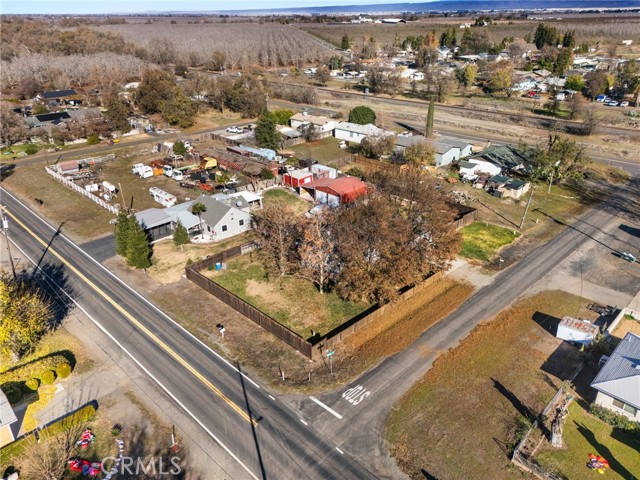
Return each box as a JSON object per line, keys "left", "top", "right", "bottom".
{"left": 45, "top": 167, "right": 119, "bottom": 215}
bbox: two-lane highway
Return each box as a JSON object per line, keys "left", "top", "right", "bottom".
{"left": 1, "top": 188, "right": 377, "bottom": 480}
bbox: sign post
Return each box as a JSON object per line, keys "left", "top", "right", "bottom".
{"left": 327, "top": 349, "right": 335, "bottom": 374}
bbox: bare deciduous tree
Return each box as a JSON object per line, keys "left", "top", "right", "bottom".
{"left": 253, "top": 200, "right": 299, "bottom": 279}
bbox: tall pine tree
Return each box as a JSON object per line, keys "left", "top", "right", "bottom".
{"left": 126, "top": 221, "right": 152, "bottom": 270}
{"left": 114, "top": 211, "right": 133, "bottom": 257}
{"left": 255, "top": 109, "right": 281, "bottom": 150}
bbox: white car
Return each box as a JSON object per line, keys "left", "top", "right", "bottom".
{"left": 226, "top": 126, "right": 242, "bottom": 134}
{"left": 620, "top": 101, "right": 629, "bottom": 108}
{"left": 607, "top": 101, "right": 619, "bottom": 107}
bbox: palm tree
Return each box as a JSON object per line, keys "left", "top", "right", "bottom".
{"left": 191, "top": 202, "right": 207, "bottom": 235}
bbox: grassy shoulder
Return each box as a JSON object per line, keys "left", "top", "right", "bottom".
{"left": 386, "top": 291, "right": 591, "bottom": 480}
{"left": 535, "top": 401, "right": 640, "bottom": 480}
{"left": 459, "top": 221, "right": 520, "bottom": 262}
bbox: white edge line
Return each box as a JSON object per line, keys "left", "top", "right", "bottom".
{"left": 1, "top": 188, "right": 261, "bottom": 390}
{"left": 335, "top": 447, "right": 344, "bottom": 454}
{"left": 299, "top": 419, "right": 308, "bottom": 425}
{"left": 8, "top": 238, "right": 260, "bottom": 480}
{"left": 309, "top": 396, "right": 343, "bottom": 420}
{"left": 268, "top": 395, "right": 276, "bottom": 400}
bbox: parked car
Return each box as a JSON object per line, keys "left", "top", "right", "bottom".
{"left": 607, "top": 101, "right": 619, "bottom": 107}
{"left": 526, "top": 91, "right": 537, "bottom": 98}
{"left": 226, "top": 126, "right": 242, "bottom": 133}
{"left": 621, "top": 252, "right": 636, "bottom": 263}
{"left": 595, "top": 94, "right": 607, "bottom": 102}
{"left": 620, "top": 101, "right": 629, "bottom": 107}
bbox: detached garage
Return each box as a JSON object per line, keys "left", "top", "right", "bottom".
{"left": 284, "top": 169, "right": 314, "bottom": 188}
{"left": 302, "top": 177, "right": 368, "bottom": 207}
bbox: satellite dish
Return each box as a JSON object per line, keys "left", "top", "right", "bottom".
{"left": 236, "top": 201, "right": 242, "bottom": 207}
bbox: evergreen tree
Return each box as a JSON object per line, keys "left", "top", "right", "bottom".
{"left": 173, "top": 219, "right": 190, "bottom": 250}
{"left": 161, "top": 87, "right": 196, "bottom": 128}
{"left": 126, "top": 221, "right": 152, "bottom": 270}
{"left": 114, "top": 211, "right": 132, "bottom": 257}
{"left": 348, "top": 105, "right": 376, "bottom": 125}
{"left": 562, "top": 31, "right": 576, "bottom": 49}
{"left": 103, "top": 90, "right": 132, "bottom": 133}
{"left": 341, "top": 34, "right": 350, "bottom": 50}
{"left": 426, "top": 99, "right": 435, "bottom": 137}
{"left": 173, "top": 140, "right": 186, "bottom": 156}
{"left": 255, "top": 109, "right": 281, "bottom": 150}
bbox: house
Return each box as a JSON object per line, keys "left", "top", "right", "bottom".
{"left": 556, "top": 316, "right": 600, "bottom": 345}
{"left": 193, "top": 195, "right": 253, "bottom": 241}
{"left": 393, "top": 135, "right": 428, "bottom": 157}
{"left": 25, "top": 111, "right": 72, "bottom": 131}
{"left": 470, "top": 145, "right": 532, "bottom": 174}
{"left": 459, "top": 159, "right": 502, "bottom": 181}
{"left": 591, "top": 332, "right": 640, "bottom": 421}
{"left": 289, "top": 113, "right": 337, "bottom": 134}
{"left": 490, "top": 177, "right": 531, "bottom": 199}
{"left": 36, "top": 89, "right": 81, "bottom": 107}
{"left": 409, "top": 71, "right": 426, "bottom": 81}
{"left": 621, "top": 40, "right": 633, "bottom": 46}
{"left": 284, "top": 169, "right": 314, "bottom": 188}
{"left": 434, "top": 142, "right": 463, "bottom": 167}
{"left": 0, "top": 389, "right": 18, "bottom": 448}
{"left": 333, "top": 122, "right": 388, "bottom": 145}
{"left": 301, "top": 177, "right": 368, "bottom": 207}
{"left": 382, "top": 18, "right": 406, "bottom": 24}
{"left": 437, "top": 137, "right": 473, "bottom": 159}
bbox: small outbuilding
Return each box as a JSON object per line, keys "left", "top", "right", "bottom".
{"left": 284, "top": 169, "right": 314, "bottom": 188}
{"left": 301, "top": 177, "right": 368, "bottom": 207}
{"left": 556, "top": 316, "right": 599, "bottom": 345}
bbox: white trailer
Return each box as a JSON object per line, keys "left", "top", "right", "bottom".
{"left": 556, "top": 316, "right": 599, "bottom": 345}
{"left": 149, "top": 187, "right": 177, "bottom": 207}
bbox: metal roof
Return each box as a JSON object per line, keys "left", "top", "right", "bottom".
{"left": 40, "top": 89, "right": 77, "bottom": 99}
{"left": 591, "top": 333, "right": 640, "bottom": 409}
{"left": 335, "top": 122, "right": 386, "bottom": 136}
{"left": 0, "top": 389, "right": 18, "bottom": 429}
{"left": 458, "top": 161, "right": 477, "bottom": 169}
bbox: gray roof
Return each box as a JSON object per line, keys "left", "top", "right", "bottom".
{"left": 135, "top": 209, "right": 171, "bottom": 229}
{"left": 591, "top": 333, "right": 640, "bottom": 409}
{"left": 394, "top": 135, "right": 427, "bottom": 148}
{"left": 335, "top": 122, "right": 386, "bottom": 136}
{"left": 197, "top": 195, "right": 233, "bottom": 227}
{"left": 434, "top": 141, "right": 459, "bottom": 154}
{"left": 0, "top": 389, "right": 18, "bottom": 428}
{"left": 458, "top": 160, "right": 477, "bottom": 169}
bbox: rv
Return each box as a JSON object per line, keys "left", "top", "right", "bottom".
{"left": 149, "top": 187, "right": 177, "bottom": 207}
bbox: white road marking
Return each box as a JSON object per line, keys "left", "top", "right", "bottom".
{"left": 335, "top": 447, "right": 344, "bottom": 454}
{"left": 341, "top": 384, "right": 371, "bottom": 406}
{"left": 6, "top": 234, "right": 260, "bottom": 480}
{"left": 309, "top": 396, "right": 343, "bottom": 420}
{"left": 299, "top": 419, "right": 308, "bottom": 425}
{"left": 269, "top": 395, "right": 276, "bottom": 400}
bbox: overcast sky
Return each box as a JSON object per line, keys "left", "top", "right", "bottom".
{"left": 1, "top": 0, "right": 425, "bottom": 14}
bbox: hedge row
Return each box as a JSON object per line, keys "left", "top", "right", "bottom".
{"left": 1, "top": 361, "right": 74, "bottom": 405}
{"left": 589, "top": 403, "right": 640, "bottom": 438}
{"left": 0, "top": 353, "right": 72, "bottom": 384}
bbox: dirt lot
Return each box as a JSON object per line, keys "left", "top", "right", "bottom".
{"left": 386, "top": 291, "right": 594, "bottom": 480}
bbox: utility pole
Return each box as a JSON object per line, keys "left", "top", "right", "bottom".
{"left": 2, "top": 215, "right": 17, "bottom": 279}
{"left": 519, "top": 186, "right": 534, "bottom": 229}
{"left": 327, "top": 349, "right": 335, "bottom": 374}
{"left": 547, "top": 160, "right": 561, "bottom": 194}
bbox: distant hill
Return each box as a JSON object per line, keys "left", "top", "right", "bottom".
{"left": 224, "top": 0, "right": 639, "bottom": 15}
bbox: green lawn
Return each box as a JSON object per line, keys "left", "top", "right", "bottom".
{"left": 209, "top": 254, "right": 370, "bottom": 337}
{"left": 289, "top": 137, "right": 346, "bottom": 166}
{"left": 535, "top": 402, "right": 640, "bottom": 480}
{"left": 459, "top": 221, "right": 520, "bottom": 261}
{"left": 262, "top": 188, "right": 310, "bottom": 215}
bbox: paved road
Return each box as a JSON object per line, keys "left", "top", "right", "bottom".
{"left": 294, "top": 179, "right": 640, "bottom": 477}
{"left": 1, "top": 187, "right": 378, "bottom": 480}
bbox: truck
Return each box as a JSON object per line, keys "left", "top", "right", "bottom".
{"left": 163, "top": 165, "right": 173, "bottom": 177}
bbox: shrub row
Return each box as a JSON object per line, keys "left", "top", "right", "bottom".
{"left": 589, "top": 403, "right": 640, "bottom": 438}
{"left": 1, "top": 362, "right": 73, "bottom": 405}
{"left": 0, "top": 353, "right": 72, "bottom": 384}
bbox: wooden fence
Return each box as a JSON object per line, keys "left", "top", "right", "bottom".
{"left": 186, "top": 245, "right": 447, "bottom": 360}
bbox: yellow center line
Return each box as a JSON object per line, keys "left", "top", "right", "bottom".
{"left": 2, "top": 206, "right": 256, "bottom": 427}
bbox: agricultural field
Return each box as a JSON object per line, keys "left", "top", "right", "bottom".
{"left": 96, "top": 22, "right": 336, "bottom": 68}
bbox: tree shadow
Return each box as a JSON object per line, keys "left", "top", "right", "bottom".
{"left": 619, "top": 224, "right": 640, "bottom": 239}
{"left": 420, "top": 468, "right": 440, "bottom": 479}
{"left": 491, "top": 378, "right": 536, "bottom": 422}
{"left": 237, "top": 362, "right": 266, "bottom": 480}
{"left": 533, "top": 210, "right": 618, "bottom": 253}
{"left": 0, "top": 163, "right": 16, "bottom": 181}
{"left": 575, "top": 421, "right": 636, "bottom": 480}
{"left": 1, "top": 349, "right": 77, "bottom": 374}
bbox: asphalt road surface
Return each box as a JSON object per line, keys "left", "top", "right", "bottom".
{"left": 294, "top": 178, "right": 640, "bottom": 477}
{"left": 1, "top": 187, "right": 377, "bottom": 480}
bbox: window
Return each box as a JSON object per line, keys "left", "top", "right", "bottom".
{"left": 239, "top": 219, "right": 245, "bottom": 226}
{"left": 612, "top": 398, "right": 624, "bottom": 409}
{"left": 222, "top": 225, "right": 228, "bottom": 232}
{"left": 623, "top": 403, "right": 638, "bottom": 416}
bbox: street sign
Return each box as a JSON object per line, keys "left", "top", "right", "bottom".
{"left": 327, "top": 350, "right": 335, "bottom": 357}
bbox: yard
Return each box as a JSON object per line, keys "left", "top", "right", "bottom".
{"left": 289, "top": 136, "right": 347, "bottom": 166}
{"left": 262, "top": 187, "right": 310, "bottom": 215}
{"left": 386, "top": 291, "right": 592, "bottom": 480}
{"left": 208, "top": 253, "right": 370, "bottom": 338}
{"left": 535, "top": 401, "right": 640, "bottom": 480}
{"left": 459, "top": 221, "right": 520, "bottom": 262}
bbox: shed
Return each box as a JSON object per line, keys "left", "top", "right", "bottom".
{"left": 302, "top": 177, "right": 368, "bottom": 206}
{"left": 556, "top": 316, "right": 599, "bottom": 345}
{"left": 311, "top": 164, "right": 337, "bottom": 180}
{"left": 284, "top": 169, "right": 314, "bottom": 188}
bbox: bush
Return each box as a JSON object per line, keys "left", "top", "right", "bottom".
{"left": 40, "top": 370, "right": 56, "bottom": 385}
{"left": 86, "top": 135, "right": 100, "bottom": 145}
{"left": 260, "top": 168, "right": 275, "bottom": 180}
{"left": 186, "top": 258, "right": 193, "bottom": 266}
{"left": 348, "top": 105, "right": 376, "bottom": 125}
{"left": 56, "top": 362, "right": 72, "bottom": 378}
{"left": 24, "top": 144, "right": 39, "bottom": 155}
{"left": 0, "top": 352, "right": 74, "bottom": 385}
{"left": 2, "top": 382, "right": 23, "bottom": 404}
{"left": 590, "top": 403, "right": 640, "bottom": 437}
{"left": 25, "top": 378, "right": 40, "bottom": 391}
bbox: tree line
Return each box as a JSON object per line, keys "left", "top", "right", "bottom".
{"left": 253, "top": 168, "right": 460, "bottom": 305}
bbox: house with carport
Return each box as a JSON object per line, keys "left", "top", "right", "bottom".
{"left": 591, "top": 332, "right": 640, "bottom": 421}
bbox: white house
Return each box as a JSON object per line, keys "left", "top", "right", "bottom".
{"left": 195, "top": 195, "right": 253, "bottom": 242}
{"left": 289, "top": 113, "right": 337, "bottom": 134}
{"left": 621, "top": 40, "right": 633, "bottom": 46}
{"left": 591, "top": 332, "right": 640, "bottom": 421}
{"left": 434, "top": 142, "right": 465, "bottom": 167}
{"left": 333, "top": 122, "right": 388, "bottom": 145}
{"left": 459, "top": 159, "right": 501, "bottom": 181}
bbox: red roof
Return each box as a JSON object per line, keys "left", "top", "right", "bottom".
{"left": 303, "top": 177, "right": 368, "bottom": 203}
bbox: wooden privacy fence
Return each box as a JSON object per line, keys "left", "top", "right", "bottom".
{"left": 186, "top": 245, "right": 446, "bottom": 360}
